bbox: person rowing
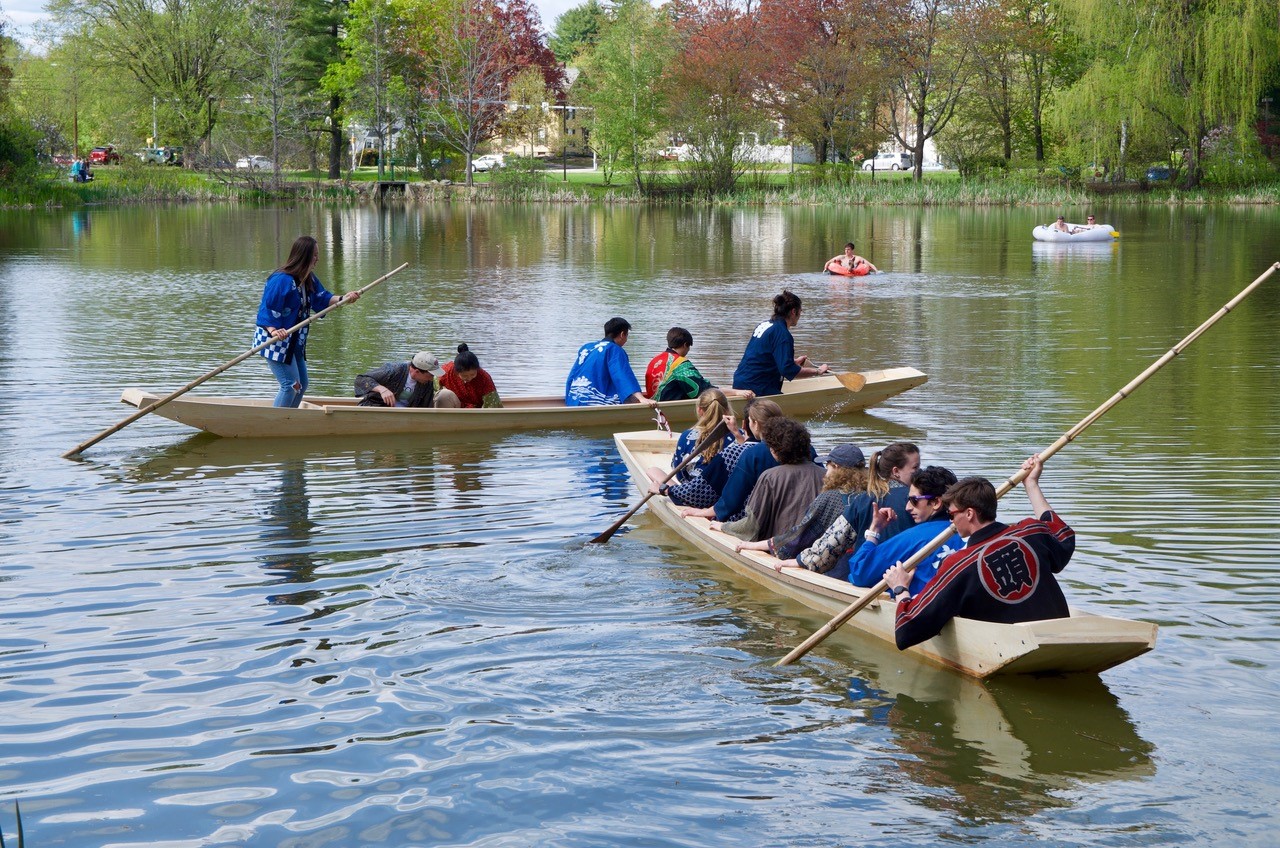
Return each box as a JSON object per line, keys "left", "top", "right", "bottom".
{"left": 885, "top": 455, "right": 1074, "bottom": 650}
{"left": 731, "top": 290, "right": 830, "bottom": 398}
{"left": 645, "top": 388, "right": 736, "bottom": 508}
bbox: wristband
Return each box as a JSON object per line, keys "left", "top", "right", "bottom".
{"left": 864, "top": 530, "right": 880, "bottom": 543}
{"left": 890, "top": 585, "right": 909, "bottom": 599}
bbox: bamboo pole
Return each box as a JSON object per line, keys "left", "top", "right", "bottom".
{"left": 775, "top": 261, "right": 1280, "bottom": 667}
{"left": 63, "top": 262, "right": 409, "bottom": 459}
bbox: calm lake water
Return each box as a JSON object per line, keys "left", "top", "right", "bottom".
{"left": 1, "top": 201, "right": 1278, "bottom": 846}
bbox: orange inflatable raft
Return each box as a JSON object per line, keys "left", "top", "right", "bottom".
{"left": 825, "top": 259, "right": 871, "bottom": 277}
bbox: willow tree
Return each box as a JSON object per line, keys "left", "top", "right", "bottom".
{"left": 1054, "top": 0, "right": 1278, "bottom": 187}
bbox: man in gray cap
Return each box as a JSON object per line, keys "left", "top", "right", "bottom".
{"left": 354, "top": 352, "right": 460, "bottom": 408}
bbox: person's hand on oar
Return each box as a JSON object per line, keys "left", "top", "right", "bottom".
{"left": 590, "top": 420, "right": 729, "bottom": 544}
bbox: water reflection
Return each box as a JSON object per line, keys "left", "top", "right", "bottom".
{"left": 259, "top": 459, "right": 321, "bottom": 592}
{"left": 877, "top": 672, "right": 1151, "bottom": 823}
{"left": 1031, "top": 240, "right": 1117, "bottom": 269}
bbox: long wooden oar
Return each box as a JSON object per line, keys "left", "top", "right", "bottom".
{"left": 775, "top": 260, "right": 1280, "bottom": 667}
{"left": 63, "top": 262, "right": 409, "bottom": 459}
{"left": 591, "top": 420, "right": 729, "bottom": 544}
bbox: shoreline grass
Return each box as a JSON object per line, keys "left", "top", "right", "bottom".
{"left": 6, "top": 163, "right": 1280, "bottom": 208}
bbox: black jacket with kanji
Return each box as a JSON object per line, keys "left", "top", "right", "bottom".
{"left": 894, "top": 511, "right": 1075, "bottom": 650}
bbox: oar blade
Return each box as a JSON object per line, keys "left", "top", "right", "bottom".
{"left": 837, "top": 371, "right": 867, "bottom": 392}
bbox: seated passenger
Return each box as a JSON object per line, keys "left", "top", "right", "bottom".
{"left": 679, "top": 398, "right": 786, "bottom": 523}
{"left": 1051, "top": 215, "right": 1071, "bottom": 233}
{"left": 648, "top": 327, "right": 755, "bottom": 402}
{"left": 885, "top": 456, "right": 1074, "bottom": 650}
{"left": 710, "top": 418, "right": 825, "bottom": 542}
{"left": 566, "top": 316, "right": 656, "bottom": 408}
{"left": 843, "top": 465, "right": 962, "bottom": 595}
{"left": 735, "top": 443, "right": 867, "bottom": 559}
{"left": 826, "top": 242, "right": 878, "bottom": 274}
{"left": 772, "top": 441, "right": 920, "bottom": 580}
{"left": 354, "top": 352, "right": 459, "bottom": 408}
{"left": 439, "top": 343, "right": 502, "bottom": 408}
{"left": 645, "top": 389, "right": 735, "bottom": 509}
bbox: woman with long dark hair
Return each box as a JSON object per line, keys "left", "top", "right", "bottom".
{"left": 438, "top": 343, "right": 502, "bottom": 408}
{"left": 254, "top": 235, "right": 359, "bottom": 407}
{"left": 732, "top": 290, "right": 830, "bottom": 397}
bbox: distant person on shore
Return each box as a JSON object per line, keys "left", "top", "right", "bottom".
{"left": 255, "top": 235, "right": 360, "bottom": 408}
{"left": 566, "top": 317, "right": 657, "bottom": 408}
{"left": 732, "top": 290, "right": 830, "bottom": 397}
{"left": 886, "top": 455, "right": 1074, "bottom": 650}
{"left": 355, "top": 352, "right": 459, "bottom": 408}
{"left": 439, "top": 343, "right": 501, "bottom": 408}
{"left": 646, "top": 327, "right": 755, "bottom": 402}
{"left": 826, "top": 242, "right": 877, "bottom": 274}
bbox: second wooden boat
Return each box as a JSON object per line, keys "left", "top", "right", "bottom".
{"left": 119, "top": 367, "right": 927, "bottom": 439}
{"left": 613, "top": 430, "right": 1157, "bottom": 679}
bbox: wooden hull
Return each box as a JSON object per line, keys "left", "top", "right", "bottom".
{"left": 119, "top": 367, "right": 927, "bottom": 438}
{"left": 614, "top": 430, "right": 1157, "bottom": 679}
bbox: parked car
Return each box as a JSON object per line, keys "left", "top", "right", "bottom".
{"left": 470, "top": 154, "right": 504, "bottom": 172}
{"left": 657, "top": 145, "right": 685, "bottom": 160}
{"left": 89, "top": 145, "right": 121, "bottom": 164}
{"left": 1146, "top": 165, "right": 1173, "bottom": 182}
{"left": 235, "top": 155, "right": 273, "bottom": 171}
{"left": 139, "top": 146, "right": 184, "bottom": 165}
{"left": 861, "top": 151, "right": 913, "bottom": 171}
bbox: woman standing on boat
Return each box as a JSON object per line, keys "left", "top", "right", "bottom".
{"left": 732, "top": 290, "right": 830, "bottom": 397}
{"left": 254, "top": 235, "right": 358, "bottom": 408}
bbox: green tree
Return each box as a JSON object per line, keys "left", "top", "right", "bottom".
{"left": 575, "top": 0, "right": 675, "bottom": 189}
{"left": 883, "top": 0, "right": 978, "bottom": 180}
{"left": 1054, "top": 0, "right": 1279, "bottom": 187}
{"left": 502, "top": 65, "right": 548, "bottom": 156}
{"left": 49, "top": 0, "right": 250, "bottom": 156}
{"left": 292, "top": 0, "right": 349, "bottom": 176}
{"left": 322, "top": 0, "right": 407, "bottom": 178}
{"left": 755, "top": 0, "right": 890, "bottom": 167}
{"left": 548, "top": 0, "right": 604, "bottom": 64}
{"left": 666, "top": 0, "right": 767, "bottom": 197}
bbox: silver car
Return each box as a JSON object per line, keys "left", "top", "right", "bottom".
{"left": 235, "top": 155, "right": 273, "bottom": 171}
{"left": 861, "top": 151, "right": 914, "bottom": 171}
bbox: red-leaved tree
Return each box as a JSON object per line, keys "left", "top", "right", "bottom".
{"left": 411, "top": 0, "right": 562, "bottom": 184}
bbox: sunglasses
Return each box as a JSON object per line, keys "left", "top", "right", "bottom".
{"left": 906, "top": 494, "right": 936, "bottom": 505}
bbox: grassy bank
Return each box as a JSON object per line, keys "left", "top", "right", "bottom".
{"left": 7, "top": 160, "right": 1280, "bottom": 207}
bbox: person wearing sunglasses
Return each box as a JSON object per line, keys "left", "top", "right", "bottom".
{"left": 843, "top": 466, "right": 962, "bottom": 597}
{"left": 885, "top": 455, "right": 1075, "bottom": 651}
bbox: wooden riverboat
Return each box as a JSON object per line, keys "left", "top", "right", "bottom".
{"left": 119, "top": 367, "right": 927, "bottom": 439}
{"left": 613, "top": 430, "right": 1157, "bottom": 679}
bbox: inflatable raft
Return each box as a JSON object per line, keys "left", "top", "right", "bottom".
{"left": 1032, "top": 224, "right": 1118, "bottom": 243}
{"left": 825, "top": 259, "right": 872, "bottom": 276}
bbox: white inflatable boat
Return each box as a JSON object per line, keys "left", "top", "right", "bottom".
{"left": 1032, "top": 223, "right": 1118, "bottom": 242}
